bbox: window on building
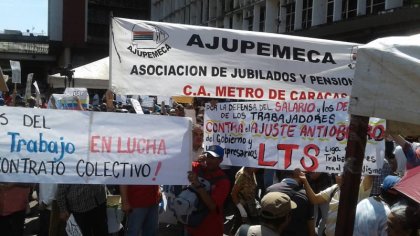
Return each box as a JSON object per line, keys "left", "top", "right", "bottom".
{"left": 202, "top": 0, "right": 209, "bottom": 22}
{"left": 326, "top": 0, "right": 334, "bottom": 23}
{"left": 245, "top": 9, "right": 253, "bottom": 30}
{"left": 342, "top": 0, "right": 357, "bottom": 19}
{"left": 247, "top": 16, "right": 254, "bottom": 30}
{"left": 366, "top": 0, "right": 385, "bottom": 15}
{"left": 282, "top": 1, "right": 295, "bottom": 32}
{"left": 302, "top": 0, "right": 313, "bottom": 29}
{"left": 229, "top": 0, "right": 234, "bottom": 11}
{"left": 185, "top": 6, "right": 190, "bottom": 24}
{"left": 259, "top": 6, "right": 265, "bottom": 32}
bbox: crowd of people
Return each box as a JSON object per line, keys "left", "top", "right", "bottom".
{"left": 0, "top": 89, "right": 419, "bottom": 236}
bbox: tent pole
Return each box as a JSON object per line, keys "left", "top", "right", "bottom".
{"left": 335, "top": 115, "right": 369, "bottom": 236}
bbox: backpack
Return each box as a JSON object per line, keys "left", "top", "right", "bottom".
{"left": 169, "top": 170, "right": 227, "bottom": 227}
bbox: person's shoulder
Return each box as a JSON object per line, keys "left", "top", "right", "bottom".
{"left": 266, "top": 182, "right": 287, "bottom": 192}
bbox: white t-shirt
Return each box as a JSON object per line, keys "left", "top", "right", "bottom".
{"left": 353, "top": 197, "right": 390, "bottom": 236}
{"left": 322, "top": 180, "right": 372, "bottom": 236}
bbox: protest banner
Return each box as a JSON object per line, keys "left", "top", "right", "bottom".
{"left": 116, "top": 94, "right": 127, "bottom": 104}
{"left": 203, "top": 99, "right": 385, "bottom": 174}
{"left": 24, "top": 73, "right": 34, "bottom": 100}
{"left": 140, "top": 95, "right": 155, "bottom": 108}
{"left": 130, "top": 98, "right": 144, "bottom": 114}
{"left": 33, "top": 81, "right": 42, "bottom": 107}
{"left": 0, "top": 106, "right": 191, "bottom": 185}
{"left": 10, "top": 60, "right": 21, "bottom": 84}
{"left": 110, "top": 18, "right": 358, "bottom": 99}
{"left": 157, "top": 96, "right": 172, "bottom": 106}
{"left": 62, "top": 87, "right": 90, "bottom": 110}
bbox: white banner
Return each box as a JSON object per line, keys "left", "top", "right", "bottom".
{"left": 10, "top": 60, "right": 21, "bottom": 84}
{"left": 110, "top": 18, "right": 358, "bottom": 100}
{"left": 204, "top": 99, "right": 385, "bottom": 174}
{"left": 0, "top": 106, "right": 191, "bottom": 185}
{"left": 63, "top": 88, "right": 90, "bottom": 110}
{"left": 140, "top": 95, "right": 155, "bottom": 107}
{"left": 130, "top": 98, "right": 144, "bottom": 114}
{"left": 25, "top": 73, "right": 34, "bottom": 100}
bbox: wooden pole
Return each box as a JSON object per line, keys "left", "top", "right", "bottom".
{"left": 335, "top": 115, "right": 370, "bottom": 236}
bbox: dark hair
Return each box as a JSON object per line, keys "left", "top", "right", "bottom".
{"left": 390, "top": 202, "right": 420, "bottom": 234}
{"left": 380, "top": 187, "right": 401, "bottom": 206}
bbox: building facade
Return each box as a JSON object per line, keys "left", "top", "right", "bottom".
{"left": 0, "top": 0, "right": 150, "bottom": 92}
{"left": 151, "top": 0, "right": 420, "bottom": 43}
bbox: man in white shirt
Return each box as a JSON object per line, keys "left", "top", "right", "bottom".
{"left": 299, "top": 172, "right": 373, "bottom": 236}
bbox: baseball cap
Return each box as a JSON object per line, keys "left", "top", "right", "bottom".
{"left": 204, "top": 145, "right": 224, "bottom": 159}
{"left": 260, "top": 192, "right": 297, "bottom": 219}
{"left": 381, "top": 175, "right": 401, "bottom": 191}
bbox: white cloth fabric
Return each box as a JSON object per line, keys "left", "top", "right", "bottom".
{"left": 394, "top": 145, "right": 407, "bottom": 176}
{"left": 39, "top": 183, "right": 58, "bottom": 210}
{"left": 322, "top": 180, "right": 372, "bottom": 236}
{"left": 353, "top": 197, "right": 390, "bottom": 236}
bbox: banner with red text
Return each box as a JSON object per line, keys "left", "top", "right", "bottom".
{"left": 111, "top": 18, "right": 358, "bottom": 99}
{"left": 204, "top": 99, "right": 385, "bottom": 174}
{"left": 0, "top": 106, "right": 191, "bottom": 184}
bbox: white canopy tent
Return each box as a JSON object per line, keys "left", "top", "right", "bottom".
{"left": 336, "top": 33, "right": 420, "bottom": 236}
{"left": 48, "top": 57, "right": 109, "bottom": 89}
{"left": 349, "top": 33, "right": 420, "bottom": 134}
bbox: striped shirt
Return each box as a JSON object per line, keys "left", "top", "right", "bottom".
{"left": 56, "top": 184, "right": 106, "bottom": 213}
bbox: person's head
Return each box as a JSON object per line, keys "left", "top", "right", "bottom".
{"left": 380, "top": 175, "right": 401, "bottom": 205}
{"left": 202, "top": 145, "right": 224, "bottom": 171}
{"left": 387, "top": 202, "right": 419, "bottom": 236}
{"left": 196, "top": 114, "right": 204, "bottom": 125}
{"left": 260, "top": 192, "right": 297, "bottom": 232}
{"left": 192, "top": 124, "right": 203, "bottom": 150}
{"left": 175, "top": 104, "right": 185, "bottom": 117}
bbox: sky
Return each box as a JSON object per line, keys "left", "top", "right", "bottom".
{"left": 0, "top": 0, "right": 48, "bottom": 35}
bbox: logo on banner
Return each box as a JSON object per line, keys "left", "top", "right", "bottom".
{"left": 127, "top": 23, "right": 171, "bottom": 58}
